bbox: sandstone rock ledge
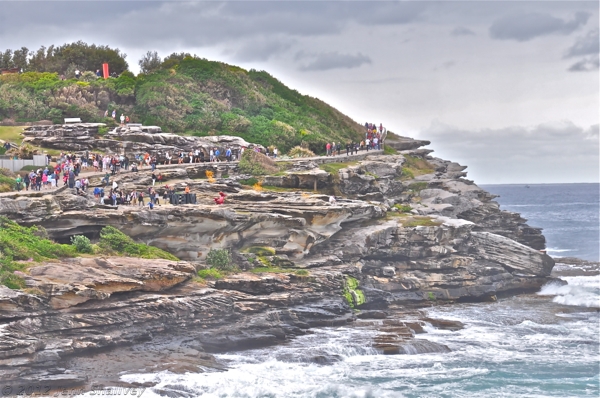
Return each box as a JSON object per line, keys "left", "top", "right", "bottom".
{"left": 0, "top": 143, "right": 555, "bottom": 388}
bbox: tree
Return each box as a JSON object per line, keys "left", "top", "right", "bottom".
{"left": 11, "top": 47, "right": 29, "bottom": 70}
{"left": 0, "top": 50, "right": 13, "bottom": 69}
{"left": 138, "top": 51, "right": 162, "bottom": 74}
{"left": 161, "top": 52, "right": 193, "bottom": 69}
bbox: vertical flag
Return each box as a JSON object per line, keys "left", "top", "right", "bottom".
{"left": 102, "top": 63, "right": 109, "bottom": 79}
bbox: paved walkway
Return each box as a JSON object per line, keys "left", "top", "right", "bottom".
{"left": 1, "top": 149, "right": 385, "bottom": 198}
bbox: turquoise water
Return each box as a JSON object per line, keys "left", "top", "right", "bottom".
{"left": 88, "top": 184, "right": 600, "bottom": 397}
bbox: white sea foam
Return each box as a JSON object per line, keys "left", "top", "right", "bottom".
{"left": 538, "top": 276, "right": 600, "bottom": 308}
{"left": 546, "top": 248, "right": 575, "bottom": 254}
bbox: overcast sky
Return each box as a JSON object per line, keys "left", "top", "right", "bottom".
{"left": 1, "top": 1, "right": 598, "bottom": 183}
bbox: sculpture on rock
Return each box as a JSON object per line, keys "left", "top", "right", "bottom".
{"left": 213, "top": 192, "right": 227, "bottom": 205}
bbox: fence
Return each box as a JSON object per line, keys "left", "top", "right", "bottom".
{"left": 0, "top": 155, "right": 48, "bottom": 172}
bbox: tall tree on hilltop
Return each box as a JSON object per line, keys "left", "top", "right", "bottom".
{"left": 138, "top": 51, "right": 162, "bottom": 74}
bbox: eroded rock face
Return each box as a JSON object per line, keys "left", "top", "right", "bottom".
{"left": 0, "top": 138, "right": 555, "bottom": 388}
{"left": 25, "top": 257, "right": 196, "bottom": 309}
{"left": 22, "top": 124, "right": 263, "bottom": 157}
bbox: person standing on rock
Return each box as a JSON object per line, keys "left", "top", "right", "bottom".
{"left": 226, "top": 147, "right": 232, "bottom": 162}
{"left": 120, "top": 114, "right": 125, "bottom": 126}
{"left": 326, "top": 142, "right": 331, "bottom": 156}
{"left": 14, "top": 175, "right": 22, "bottom": 192}
{"left": 111, "top": 110, "right": 116, "bottom": 119}
{"left": 151, "top": 172, "right": 157, "bottom": 186}
{"left": 68, "top": 170, "right": 75, "bottom": 189}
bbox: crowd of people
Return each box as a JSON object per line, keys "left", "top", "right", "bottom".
{"left": 324, "top": 122, "right": 385, "bottom": 157}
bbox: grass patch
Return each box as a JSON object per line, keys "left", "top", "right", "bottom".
{"left": 383, "top": 145, "right": 398, "bottom": 155}
{"left": 245, "top": 246, "right": 276, "bottom": 256}
{"left": 319, "top": 161, "right": 357, "bottom": 174}
{"left": 408, "top": 182, "right": 428, "bottom": 193}
{"left": 399, "top": 217, "right": 442, "bottom": 227}
{"left": 0, "top": 168, "right": 16, "bottom": 192}
{"left": 401, "top": 155, "right": 435, "bottom": 180}
{"left": 197, "top": 268, "right": 224, "bottom": 280}
{"left": 98, "top": 226, "right": 178, "bottom": 260}
{"left": 0, "top": 217, "right": 77, "bottom": 288}
{"left": 0, "top": 126, "right": 26, "bottom": 145}
{"left": 251, "top": 267, "right": 308, "bottom": 275}
{"left": 393, "top": 204, "right": 413, "bottom": 213}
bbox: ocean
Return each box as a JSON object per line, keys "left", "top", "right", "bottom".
{"left": 86, "top": 183, "right": 599, "bottom": 397}
{"left": 481, "top": 183, "right": 599, "bottom": 262}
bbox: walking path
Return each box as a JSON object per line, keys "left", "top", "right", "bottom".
{"left": 1, "top": 149, "right": 384, "bottom": 198}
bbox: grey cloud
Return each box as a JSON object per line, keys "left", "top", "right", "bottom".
{"left": 451, "top": 27, "right": 475, "bottom": 36}
{"left": 0, "top": 1, "right": 428, "bottom": 52}
{"left": 298, "top": 52, "right": 372, "bottom": 72}
{"left": 565, "top": 29, "right": 599, "bottom": 58}
{"left": 232, "top": 39, "right": 294, "bottom": 62}
{"left": 489, "top": 11, "right": 590, "bottom": 41}
{"left": 568, "top": 55, "right": 599, "bottom": 72}
{"left": 423, "top": 120, "right": 599, "bottom": 183}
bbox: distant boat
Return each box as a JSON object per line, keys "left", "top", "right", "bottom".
{"left": 525, "top": 185, "right": 530, "bottom": 188}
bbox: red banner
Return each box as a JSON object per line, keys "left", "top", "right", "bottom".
{"left": 102, "top": 63, "right": 109, "bottom": 79}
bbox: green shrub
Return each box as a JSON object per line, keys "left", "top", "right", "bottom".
{"left": 288, "top": 146, "right": 315, "bottom": 158}
{"left": 239, "top": 177, "right": 259, "bottom": 186}
{"left": 342, "top": 276, "right": 365, "bottom": 309}
{"left": 71, "top": 235, "right": 93, "bottom": 253}
{"left": 0, "top": 168, "right": 16, "bottom": 192}
{"left": 238, "top": 150, "right": 278, "bottom": 176}
{"left": 206, "top": 248, "right": 236, "bottom": 271}
{"left": 393, "top": 204, "right": 413, "bottom": 213}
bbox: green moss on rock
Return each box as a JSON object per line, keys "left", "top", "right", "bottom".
{"left": 342, "top": 276, "right": 365, "bottom": 308}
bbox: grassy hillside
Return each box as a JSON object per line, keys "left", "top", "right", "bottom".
{"left": 0, "top": 57, "right": 365, "bottom": 154}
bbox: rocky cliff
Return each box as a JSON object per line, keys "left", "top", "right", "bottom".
{"left": 0, "top": 137, "right": 554, "bottom": 389}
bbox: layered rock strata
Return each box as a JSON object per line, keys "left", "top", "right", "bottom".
{"left": 22, "top": 124, "right": 262, "bottom": 157}
{"left": 0, "top": 140, "right": 554, "bottom": 388}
